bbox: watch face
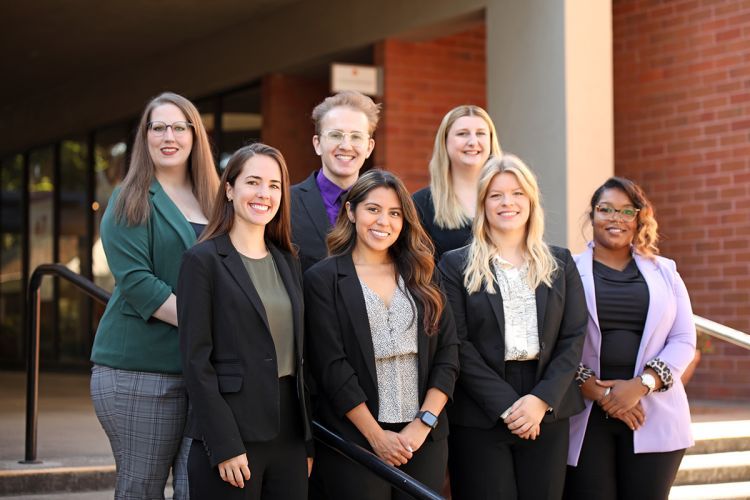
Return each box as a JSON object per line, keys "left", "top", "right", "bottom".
{"left": 641, "top": 374, "right": 656, "bottom": 390}
{"left": 421, "top": 411, "right": 438, "bottom": 428}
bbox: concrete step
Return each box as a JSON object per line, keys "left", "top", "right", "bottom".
{"left": 690, "top": 420, "right": 750, "bottom": 455}
{"left": 674, "top": 451, "right": 750, "bottom": 486}
{"left": 670, "top": 481, "right": 750, "bottom": 500}
{"left": 0, "top": 465, "right": 115, "bottom": 496}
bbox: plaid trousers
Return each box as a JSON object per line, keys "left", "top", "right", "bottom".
{"left": 91, "top": 364, "right": 190, "bottom": 500}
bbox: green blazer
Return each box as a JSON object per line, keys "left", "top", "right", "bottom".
{"left": 90, "top": 179, "right": 198, "bottom": 374}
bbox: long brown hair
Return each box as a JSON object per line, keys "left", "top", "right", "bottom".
{"left": 589, "top": 176, "right": 659, "bottom": 259}
{"left": 199, "top": 143, "right": 294, "bottom": 254}
{"left": 327, "top": 169, "right": 444, "bottom": 335}
{"left": 115, "top": 92, "right": 218, "bottom": 225}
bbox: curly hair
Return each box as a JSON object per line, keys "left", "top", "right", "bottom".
{"left": 589, "top": 177, "right": 659, "bottom": 259}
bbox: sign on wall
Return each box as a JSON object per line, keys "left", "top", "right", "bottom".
{"left": 330, "top": 63, "right": 381, "bottom": 96}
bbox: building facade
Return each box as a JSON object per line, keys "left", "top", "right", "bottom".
{"left": 1, "top": 0, "right": 747, "bottom": 399}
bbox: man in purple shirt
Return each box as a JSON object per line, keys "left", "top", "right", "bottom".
{"left": 291, "top": 91, "right": 381, "bottom": 271}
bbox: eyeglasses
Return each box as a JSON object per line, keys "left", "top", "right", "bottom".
{"left": 319, "top": 129, "right": 370, "bottom": 148}
{"left": 595, "top": 205, "right": 640, "bottom": 222}
{"left": 148, "top": 121, "right": 194, "bottom": 136}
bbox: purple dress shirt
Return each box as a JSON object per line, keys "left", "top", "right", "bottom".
{"left": 316, "top": 170, "right": 349, "bottom": 227}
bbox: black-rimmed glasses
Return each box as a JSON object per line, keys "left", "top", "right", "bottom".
{"left": 148, "top": 121, "right": 194, "bottom": 136}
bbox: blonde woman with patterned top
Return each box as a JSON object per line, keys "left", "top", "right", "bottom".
{"left": 439, "top": 154, "right": 587, "bottom": 499}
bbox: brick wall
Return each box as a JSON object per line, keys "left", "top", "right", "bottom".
{"left": 261, "top": 73, "right": 329, "bottom": 184}
{"left": 613, "top": 0, "right": 750, "bottom": 400}
{"left": 375, "top": 24, "right": 487, "bottom": 191}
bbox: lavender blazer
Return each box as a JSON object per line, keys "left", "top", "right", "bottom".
{"left": 568, "top": 245, "right": 696, "bottom": 466}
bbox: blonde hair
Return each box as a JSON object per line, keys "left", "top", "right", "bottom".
{"left": 429, "top": 105, "right": 502, "bottom": 230}
{"left": 464, "top": 154, "right": 558, "bottom": 294}
{"left": 311, "top": 91, "right": 382, "bottom": 135}
{"left": 588, "top": 177, "right": 659, "bottom": 259}
{"left": 115, "top": 92, "right": 219, "bottom": 226}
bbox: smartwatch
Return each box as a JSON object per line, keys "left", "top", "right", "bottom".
{"left": 639, "top": 373, "right": 656, "bottom": 394}
{"left": 415, "top": 410, "right": 439, "bottom": 429}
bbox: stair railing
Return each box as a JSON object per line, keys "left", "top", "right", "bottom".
{"left": 23, "top": 263, "right": 443, "bottom": 500}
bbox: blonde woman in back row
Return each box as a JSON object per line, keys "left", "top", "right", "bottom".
{"left": 413, "top": 105, "right": 502, "bottom": 259}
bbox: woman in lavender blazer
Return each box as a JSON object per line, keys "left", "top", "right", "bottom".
{"left": 564, "top": 177, "right": 696, "bottom": 500}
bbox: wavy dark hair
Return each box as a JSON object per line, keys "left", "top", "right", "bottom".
{"left": 588, "top": 176, "right": 659, "bottom": 259}
{"left": 199, "top": 143, "right": 294, "bottom": 254}
{"left": 327, "top": 169, "right": 444, "bottom": 335}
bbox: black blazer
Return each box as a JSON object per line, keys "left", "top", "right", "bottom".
{"left": 177, "top": 233, "right": 312, "bottom": 467}
{"left": 304, "top": 254, "right": 460, "bottom": 447}
{"left": 438, "top": 245, "right": 587, "bottom": 430}
{"left": 291, "top": 172, "right": 331, "bottom": 272}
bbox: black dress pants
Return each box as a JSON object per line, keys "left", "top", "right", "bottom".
{"left": 309, "top": 422, "right": 448, "bottom": 500}
{"left": 563, "top": 404, "right": 685, "bottom": 500}
{"left": 188, "top": 377, "right": 308, "bottom": 500}
{"left": 449, "top": 361, "right": 570, "bottom": 500}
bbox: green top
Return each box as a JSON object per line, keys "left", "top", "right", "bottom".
{"left": 240, "top": 252, "right": 296, "bottom": 377}
{"left": 90, "top": 179, "right": 197, "bottom": 374}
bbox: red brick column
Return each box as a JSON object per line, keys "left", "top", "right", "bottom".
{"left": 613, "top": 0, "right": 750, "bottom": 400}
{"left": 261, "top": 73, "right": 329, "bottom": 183}
{"left": 375, "top": 24, "right": 487, "bottom": 191}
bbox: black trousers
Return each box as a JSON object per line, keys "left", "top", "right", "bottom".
{"left": 563, "top": 404, "right": 685, "bottom": 500}
{"left": 449, "top": 361, "right": 570, "bottom": 500}
{"left": 188, "top": 377, "right": 308, "bottom": 500}
{"left": 309, "top": 422, "right": 448, "bottom": 500}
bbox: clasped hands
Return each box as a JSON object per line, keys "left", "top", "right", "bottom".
{"left": 581, "top": 377, "right": 647, "bottom": 430}
{"left": 367, "top": 419, "right": 431, "bottom": 467}
{"left": 502, "top": 394, "right": 548, "bottom": 440}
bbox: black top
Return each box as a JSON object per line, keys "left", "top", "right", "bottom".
{"left": 412, "top": 187, "right": 472, "bottom": 260}
{"left": 594, "top": 259, "right": 649, "bottom": 380}
{"left": 189, "top": 222, "right": 206, "bottom": 239}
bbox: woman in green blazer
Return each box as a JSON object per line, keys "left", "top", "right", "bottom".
{"left": 90, "top": 92, "right": 220, "bottom": 500}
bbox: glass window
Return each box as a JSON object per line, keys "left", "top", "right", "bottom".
{"left": 29, "top": 147, "right": 55, "bottom": 357}
{"left": 220, "top": 86, "right": 262, "bottom": 169}
{"left": 58, "top": 138, "right": 92, "bottom": 362}
{"left": 0, "top": 154, "right": 25, "bottom": 365}
{"left": 92, "top": 125, "right": 129, "bottom": 294}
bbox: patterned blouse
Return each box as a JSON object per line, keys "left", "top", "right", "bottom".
{"left": 359, "top": 276, "right": 420, "bottom": 423}
{"left": 493, "top": 256, "right": 540, "bottom": 361}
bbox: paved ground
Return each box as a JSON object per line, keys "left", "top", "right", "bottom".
{"left": 0, "top": 371, "right": 112, "bottom": 469}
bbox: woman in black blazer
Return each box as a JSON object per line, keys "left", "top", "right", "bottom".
{"left": 304, "top": 169, "right": 459, "bottom": 499}
{"left": 439, "top": 155, "right": 587, "bottom": 500}
{"left": 412, "top": 105, "right": 502, "bottom": 259}
{"left": 177, "top": 143, "right": 313, "bottom": 500}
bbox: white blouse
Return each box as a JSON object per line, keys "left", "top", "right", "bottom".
{"left": 493, "top": 256, "right": 540, "bottom": 361}
{"left": 359, "top": 276, "right": 420, "bottom": 423}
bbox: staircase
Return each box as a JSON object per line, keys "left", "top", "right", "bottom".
{"left": 670, "top": 419, "right": 750, "bottom": 500}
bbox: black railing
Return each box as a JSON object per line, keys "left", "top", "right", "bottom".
{"left": 23, "top": 264, "right": 443, "bottom": 500}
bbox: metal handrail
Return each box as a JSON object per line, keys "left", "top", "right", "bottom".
{"left": 23, "top": 263, "right": 443, "bottom": 500}
{"left": 694, "top": 314, "right": 750, "bottom": 350}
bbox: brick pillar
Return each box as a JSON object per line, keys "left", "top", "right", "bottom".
{"left": 374, "top": 24, "right": 487, "bottom": 192}
{"left": 261, "top": 73, "right": 329, "bottom": 183}
{"left": 613, "top": 0, "right": 750, "bottom": 400}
